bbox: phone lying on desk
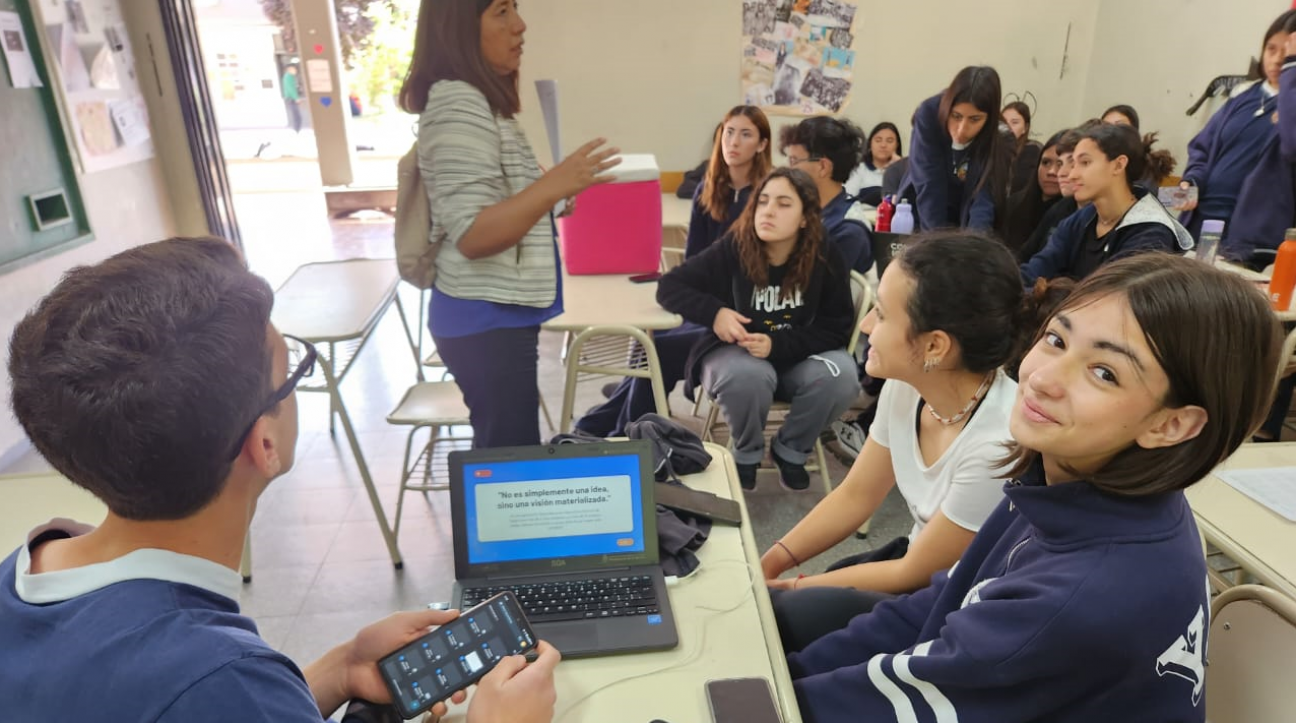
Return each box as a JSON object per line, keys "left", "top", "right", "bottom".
{"left": 706, "top": 677, "right": 782, "bottom": 723}
{"left": 629, "top": 272, "right": 662, "bottom": 283}
{"left": 379, "top": 591, "right": 536, "bottom": 719}
{"left": 654, "top": 482, "right": 742, "bottom": 525}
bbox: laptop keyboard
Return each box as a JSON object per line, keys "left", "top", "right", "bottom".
{"left": 462, "top": 575, "right": 661, "bottom": 623}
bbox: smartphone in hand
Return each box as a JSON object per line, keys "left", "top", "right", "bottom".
{"left": 629, "top": 272, "right": 662, "bottom": 283}
{"left": 379, "top": 592, "right": 537, "bottom": 718}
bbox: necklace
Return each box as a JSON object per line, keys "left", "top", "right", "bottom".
{"left": 1257, "top": 91, "right": 1277, "bottom": 118}
{"left": 928, "top": 372, "right": 995, "bottom": 426}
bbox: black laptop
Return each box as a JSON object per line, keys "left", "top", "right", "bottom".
{"left": 448, "top": 440, "right": 679, "bottom": 658}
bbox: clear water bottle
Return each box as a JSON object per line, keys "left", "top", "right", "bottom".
{"left": 1196, "top": 219, "right": 1224, "bottom": 265}
{"left": 891, "top": 201, "right": 915, "bottom": 235}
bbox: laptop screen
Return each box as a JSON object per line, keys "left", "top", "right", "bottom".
{"left": 461, "top": 451, "right": 646, "bottom": 566}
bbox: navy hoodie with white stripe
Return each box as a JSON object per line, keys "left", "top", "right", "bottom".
{"left": 789, "top": 459, "right": 1210, "bottom": 723}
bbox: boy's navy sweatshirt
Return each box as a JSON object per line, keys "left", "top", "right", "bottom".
{"left": 684, "top": 182, "right": 750, "bottom": 258}
{"left": 1229, "top": 56, "right": 1296, "bottom": 260}
{"left": 1179, "top": 79, "right": 1280, "bottom": 235}
{"left": 901, "top": 93, "right": 995, "bottom": 232}
{"left": 1020, "top": 188, "right": 1193, "bottom": 286}
{"left": 789, "top": 459, "right": 1211, "bottom": 723}
{"left": 821, "top": 189, "right": 873, "bottom": 274}
{"left": 656, "top": 236, "right": 853, "bottom": 400}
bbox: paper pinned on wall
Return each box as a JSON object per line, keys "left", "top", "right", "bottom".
{"left": 109, "top": 98, "right": 150, "bottom": 146}
{"left": 0, "top": 11, "right": 43, "bottom": 88}
{"left": 741, "top": 0, "right": 858, "bottom": 116}
{"left": 1214, "top": 467, "right": 1296, "bottom": 522}
{"left": 305, "top": 58, "right": 332, "bottom": 93}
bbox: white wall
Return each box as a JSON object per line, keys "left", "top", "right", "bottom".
{"left": 0, "top": 3, "right": 195, "bottom": 466}
{"left": 1081, "top": 0, "right": 1281, "bottom": 165}
{"left": 514, "top": 0, "right": 1103, "bottom": 171}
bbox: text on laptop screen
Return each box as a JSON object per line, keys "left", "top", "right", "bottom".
{"left": 463, "top": 453, "right": 646, "bottom": 565}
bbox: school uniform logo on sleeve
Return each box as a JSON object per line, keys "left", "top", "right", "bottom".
{"left": 1154, "top": 598, "right": 1208, "bottom": 706}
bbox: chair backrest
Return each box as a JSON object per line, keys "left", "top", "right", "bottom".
{"left": 1274, "top": 326, "right": 1296, "bottom": 394}
{"left": 1206, "top": 584, "right": 1296, "bottom": 722}
{"left": 846, "top": 270, "right": 874, "bottom": 356}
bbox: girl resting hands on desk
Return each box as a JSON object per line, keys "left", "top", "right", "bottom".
{"left": 656, "top": 167, "right": 860, "bottom": 493}
{"left": 788, "top": 254, "right": 1282, "bottom": 723}
{"left": 761, "top": 233, "right": 1062, "bottom": 654}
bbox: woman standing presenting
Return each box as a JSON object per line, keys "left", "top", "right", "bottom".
{"left": 399, "top": 0, "right": 619, "bottom": 448}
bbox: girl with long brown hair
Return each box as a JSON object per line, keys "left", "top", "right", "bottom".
{"left": 658, "top": 168, "right": 859, "bottom": 491}
{"left": 684, "top": 105, "right": 774, "bottom": 257}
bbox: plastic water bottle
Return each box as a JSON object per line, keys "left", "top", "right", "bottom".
{"left": 1196, "top": 220, "right": 1224, "bottom": 265}
{"left": 876, "top": 195, "right": 894, "bottom": 232}
{"left": 891, "top": 201, "right": 915, "bottom": 235}
{"left": 1268, "top": 229, "right": 1296, "bottom": 312}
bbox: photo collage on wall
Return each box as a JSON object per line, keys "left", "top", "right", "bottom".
{"left": 741, "top": 0, "right": 858, "bottom": 116}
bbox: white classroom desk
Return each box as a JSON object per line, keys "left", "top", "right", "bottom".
{"left": 0, "top": 471, "right": 107, "bottom": 552}
{"left": 443, "top": 443, "right": 802, "bottom": 723}
{"left": 261, "top": 259, "right": 422, "bottom": 577}
{"left": 1186, "top": 443, "right": 1296, "bottom": 599}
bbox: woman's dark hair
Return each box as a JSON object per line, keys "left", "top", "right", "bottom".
{"left": 8, "top": 237, "right": 277, "bottom": 520}
{"left": 1002, "top": 100, "right": 1033, "bottom": 150}
{"left": 893, "top": 231, "right": 1055, "bottom": 374}
{"left": 1053, "top": 119, "right": 1101, "bottom": 156}
{"left": 1264, "top": 10, "right": 1296, "bottom": 45}
{"left": 862, "top": 122, "right": 903, "bottom": 169}
{"left": 1101, "top": 104, "right": 1140, "bottom": 131}
{"left": 1078, "top": 123, "right": 1177, "bottom": 189}
{"left": 702, "top": 105, "right": 773, "bottom": 222}
{"left": 778, "top": 116, "right": 866, "bottom": 184}
{"left": 730, "top": 168, "right": 824, "bottom": 301}
{"left": 1000, "top": 129, "right": 1069, "bottom": 252}
{"left": 1003, "top": 254, "right": 1282, "bottom": 496}
{"left": 939, "top": 66, "right": 1010, "bottom": 213}
{"left": 399, "top": 0, "right": 520, "bottom": 117}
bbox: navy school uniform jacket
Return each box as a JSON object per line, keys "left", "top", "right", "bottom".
{"left": 1179, "top": 79, "right": 1280, "bottom": 235}
{"left": 821, "top": 189, "right": 873, "bottom": 274}
{"left": 789, "top": 458, "right": 1211, "bottom": 723}
{"left": 1228, "top": 56, "right": 1296, "bottom": 260}
{"left": 656, "top": 236, "right": 853, "bottom": 401}
{"left": 1020, "top": 189, "right": 1193, "bottom": 287}
{"left": 900, "top": 93, "right": 996, "bottom": 232}
{"left": 684, "top": 182, "right": 751, "bottom": 259}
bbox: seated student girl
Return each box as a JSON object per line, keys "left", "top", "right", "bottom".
{"left": 575, "top": 106, "right": 772, "bottom": 437}
{"left": 1226, "top": 13, "right": 1296, "bottom": 265}
{"left": 900, "top": 66, "right": 1009, "bottom": 231}
{"left": 1021, "top": 123, "right": 1190, "bottom": 286}
{"left": 685, "top": 105, "right": 773, "bottom": 258}
{"left": 763, "top": 232, "right": 1057, "bottom": 653}
{"left": 845, "top": 122, "right": 904, "bottom": 206}
{"left": 1002, "top": 129, "right": 1065, "bottom": 256}
{"left": 780, "top": 116, "right": 874, "bottom": 273}
{"left": 1178, "top": 12, "right": 1294, "bottom": 243}
{"left": 789, "top": 252, "right": 1282, "bottom": 723}
{"left": 1101, "top": 103, "right": 1140, "bottom": 129}
{"left": 657, "top": 168, "right": 860, "bottom": 491}
{"left": 1002, "top": 101, "right": 1043, "bottom": 194}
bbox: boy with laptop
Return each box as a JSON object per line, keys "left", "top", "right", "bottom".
{"left": 0, "top": 237, "right": 558, "bottom": 722}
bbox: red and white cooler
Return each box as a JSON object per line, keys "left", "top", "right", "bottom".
{"left": 558, "top": 153, "right": 662, "bottom": 275}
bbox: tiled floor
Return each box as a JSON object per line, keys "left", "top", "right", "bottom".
{"left": 230, "top": 212, "right": 912, "bottom": 674}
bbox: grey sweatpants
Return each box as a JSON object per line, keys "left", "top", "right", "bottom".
{"left": 701, "top": 345, "right": 860, "bottom": 465}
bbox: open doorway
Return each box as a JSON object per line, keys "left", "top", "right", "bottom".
{"left": 190, "top": 0, "right": 418, "bottom": 287}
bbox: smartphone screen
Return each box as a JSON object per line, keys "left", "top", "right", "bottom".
{"left": 705, "top": 677, "right": 782, "bottom": 723}
{"left": 379, "top": 592, "right": 536, "bottom": 718}
{"left": 629, "top": 272, "right": 662, "bottom": 283}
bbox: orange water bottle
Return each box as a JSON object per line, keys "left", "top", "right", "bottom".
{"left": 1268, "top": 229, "right": 1296, "bottom": 312}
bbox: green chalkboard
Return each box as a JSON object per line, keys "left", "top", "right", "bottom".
{"left": 0, "top": 0, "right": 91, "bottom": 273}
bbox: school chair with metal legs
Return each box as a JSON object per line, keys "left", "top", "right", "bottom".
{"left": 1206, "top": 584, "right": 1296, "bottom": 722}
{"left": 385, "top": 381, "right": 473, "bottom": 540}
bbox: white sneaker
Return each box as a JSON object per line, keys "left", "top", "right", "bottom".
{"left": 831, "top": 420, "right": 867, "bottom": 459}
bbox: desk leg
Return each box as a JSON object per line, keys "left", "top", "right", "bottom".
{"left": 327, "top": 342, "right": 338, "bottom": 437}
{"left": 394, "top": 292, "right": 425, "bottom": 383}
{"left": 317, "top": 354, "right": 405, "bottom": 570}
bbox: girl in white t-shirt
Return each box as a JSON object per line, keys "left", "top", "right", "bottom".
{"left": 761, "top": 231, "right": 1062, "bottom": 652}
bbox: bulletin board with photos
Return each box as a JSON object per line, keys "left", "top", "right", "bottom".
{"left": 741, "top": 0, "right": 859, "bottom": 116}
{"left": 32, "top": 0, "right": 154, "bottom": 174}
{"left": 0, "top": 0, "right": 92, "bottom": 273}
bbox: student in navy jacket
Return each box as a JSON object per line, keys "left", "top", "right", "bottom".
{"left": 899, "top": 66, "right": 1010, "bottom": 231}
{"left": 685, "top": 105, "right": 773, "bottom": 258}
{"left": 779, "top": 116, "right": 874, "bottom": 274}
{"left": 789, "top": 253, "right": 1283, "bottom": 723}
{"left": 1021, "top": 123, "right": 1191, "bottom": 286}
{"left": 1228, "top": 19, "right": 1296, "bottom": 264}
{"left": 1179, "top": 11, "right": 1295, "bottom": 243}
{"left": 657, "top": 168, "right": 860, "bottom": 491}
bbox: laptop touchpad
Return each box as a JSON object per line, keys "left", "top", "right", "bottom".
{"left": 538, "top": 621, "right": 598, "bottom": 654}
